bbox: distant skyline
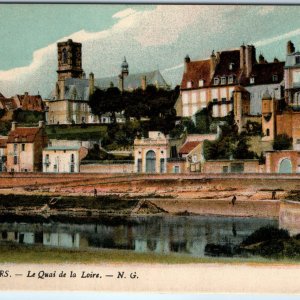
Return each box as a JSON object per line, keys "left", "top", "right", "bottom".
{"left": 1, "top": 4, "right": 300, "bottom": 97}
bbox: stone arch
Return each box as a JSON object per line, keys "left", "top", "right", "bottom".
{"left": 278, "top": 158, "right": 292, "bottom": 174}
{"left": 146, "top": 150, "right": 156, "bottom": 173}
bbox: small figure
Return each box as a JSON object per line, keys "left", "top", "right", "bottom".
{"left": 272, "top": 190, "right": 276, "bottom": 200}
{"left": 231, "top": 195, "right": 237, "bottom": 206}
{"left": 94, "top": 188, "right": 97, "bottom": 197}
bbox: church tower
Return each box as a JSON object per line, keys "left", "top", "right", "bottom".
{"left": 56, "top": 39, "right": 83, "bottom": 100}
{"left": 119, "top": 57, "right": 129, "bottom": 92}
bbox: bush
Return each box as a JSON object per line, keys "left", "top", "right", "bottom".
{"left": 241, "top": 226, "right": 290, "bottom": 247}
{"left": 273, "top": 134, "right": 292, "bottom": 150}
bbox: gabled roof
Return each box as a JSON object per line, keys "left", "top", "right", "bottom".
{"left": 247, "top": 62, "right": 284, "bottom": 85}
{"left": 212, "top": 50, "right": 241, "bottom": 82}
{"left": 7, "top": 127, "right": 41, "bottom": 143}
{"left": 15, "top": 94, "right": 44, "bottom": 111}
{"left": 179, "top": 141, "right": 200, "bottom": 155}
{"left": 181, "top": 59, "right": 211, "bottom": 89}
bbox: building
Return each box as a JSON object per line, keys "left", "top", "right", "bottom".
{"left": 134, "top": 131, "right": 169, "bottom": 173}
{"left": 43, "top": 145, "right": 88, "bottom": 173}
{"left": 176, "top": 44, "right": 284, "bottom": 119}
{"left": 6, "top": 121, "right": 48, "bottom": 172}
{"left": 178, "top": 133, "right": 218, "bottom": 172}
{"left": 0, "top": 136, "right": 8, "bottom": 172}
{"left": 45, "top": 40, "right": 169, "bottom": 125}
{"left": 265, "top": 150, "right": 300, "bottom": 173}
{"left": 13, "top": 93, "right": 44, "bottom": 112}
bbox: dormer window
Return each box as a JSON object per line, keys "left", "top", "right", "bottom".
{"left": 272, "top": 74, "right": 278, "bottom": 82}
{"left": 228, "top": 75, "right": 234, "bottom": 84}
{"left": 187, "top": 81, "right": 192, "bottom": 88}
{"left": 199, "top": 79, "right": 204, "bottom": 87}
{"left": 221, "top": 77, "right": 226, "bottom": 85}
{"left": 229, "top": 63, "right": 234, "bottom": 70}
{"left": 250, "top": 77, "right": 255, "bottom": 84}
{"left": 296, "top": 56, "right": 300, "bottom": 64}
{"left": 214, "top": 77, "right": 220, "bottom": 85}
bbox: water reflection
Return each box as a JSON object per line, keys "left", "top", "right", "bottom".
{"left": 0, "top": 216, "right": 278, "bottom": 258}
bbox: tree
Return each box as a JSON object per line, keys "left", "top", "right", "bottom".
{"left": 273, "top": 134, "right": 292, "bottom": 150}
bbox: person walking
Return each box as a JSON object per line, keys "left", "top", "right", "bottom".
{"left": 231, "top": 195, "right": 237, "bottom": 206}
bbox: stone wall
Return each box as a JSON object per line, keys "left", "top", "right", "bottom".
{"left": 80, "top": 163, "right": 134, "bottom": 173}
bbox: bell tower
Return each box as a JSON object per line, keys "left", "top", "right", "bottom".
{"left": 57, "top": 39, "right": 83, "bottom": 81}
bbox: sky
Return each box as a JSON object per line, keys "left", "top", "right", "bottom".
{"left": 1, "top": 4, "right": 300, "bottom": 97}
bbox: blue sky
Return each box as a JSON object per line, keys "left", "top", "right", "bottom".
{"left": 1, "top": 4, "right": 300, "bottom": 97}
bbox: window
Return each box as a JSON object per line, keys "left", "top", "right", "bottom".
{"left": 13, "top": 156, "right": 18, "bottom": 165}
{"left": 21, "top": 144, "right": 25, "bottom": 151}
{"left": 221, "top": 77, "right": 226, "bottom": 85}
{"left": 187, "top": 81, "right": 192, "bottom": 88}
{"left": 137, "top": 159, "right": 142, "bottom": 173}
{"left": 272, "top": 74, "right": 278, "bottom": 82}
{"left": 71, "top": 154, "right": 74, "bottom": 163}
{"left": 13, "top": 144, "right": 17, "bottom": 152}
{"left": 228, "top": 76, "right": 234, "bottom": 84}
{"left": 297, "top": 139, "right": 300, "bottom": 144}
{"left": 221, "top": 98, "right": 227, "bottom": 103}
{"left": 250, "top": 77, "right": 255, "bottom": 84}
{"left": 62, "top": 48, "right": 68, "bottom": 64}
{"left": 266, "top": 129, "right": 270, "bottom": 136}
{"left": 70, "top": 165, "right": 74, "bottom": 173}
{"left": 231, "top": 163, "right": 244, "bottom": 173}
{"left": 173, "top": 166, "right": 180, "bottom": 173}
{"left": 213, "top": 98, "right": 218, "bottom": 103}
{"left": 223, "top": 166, "right": 229, "bottom": 173}
{"left": 199, "top": 80, "right": 204, "bottom": 87}
{"left": 214, "top": 78, "right": 220, "bottom": 85}
{"left": 296, "top": 56, "right": 300, "bottom": 64}
{"left": 45, "top": 154, "right": 49, "bottom": 163}
{"left": 229, "top": 63, "right": 234, "bottom": 70}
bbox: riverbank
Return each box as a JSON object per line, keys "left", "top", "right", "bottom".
{"left": 1, "top": 173, "right": 296, "bottom": 218}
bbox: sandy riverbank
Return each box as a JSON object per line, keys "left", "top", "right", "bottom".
{"left": 1, "top": 173, "right": 298, "bottom": 218}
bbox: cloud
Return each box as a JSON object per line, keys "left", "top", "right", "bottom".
{"left": 112, "top": 8, "right": 136, "bottom": 19}
{"left": 0, "top": 5, "right": 299, "bottom": 97}
{"left": 253, "top": 27, "right": 300, "bottom": 47}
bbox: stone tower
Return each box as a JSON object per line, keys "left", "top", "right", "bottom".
{"left": 56, "top": 39, "right": 83, "bottom": 100}
{"left": 233, "top": 85, "right": 250, "bottom": 133}
{"left": 119, "top": 57, "right": 129, "bottom": 92}
{"left": 261, "top": 90, "right": 276, "bottom": 141}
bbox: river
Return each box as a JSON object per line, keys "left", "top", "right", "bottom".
{"left": 0, "top": 215, "right": 280, "bottom": 258}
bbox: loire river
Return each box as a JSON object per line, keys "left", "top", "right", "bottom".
{"left": 0, "top": 215, "right": 279, "bottom": 258}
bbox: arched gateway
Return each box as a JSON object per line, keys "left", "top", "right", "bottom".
{"left": 146, "top": 150, "right": 156, "bottom": 173}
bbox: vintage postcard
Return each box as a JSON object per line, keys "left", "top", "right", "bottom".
{"left": 1, "top": 2, "right": 300, "bottom": 295}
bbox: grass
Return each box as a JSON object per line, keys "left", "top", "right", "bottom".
{"left": 46, "top": 125, "right": 107, "bottom": 140}
{"left": 1, "top": 243, "right": 300, "bottom": 265}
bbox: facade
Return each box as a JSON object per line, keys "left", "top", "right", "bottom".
{"left": 0, "top": 136, "right": 8, "bottom": 172}
{"left": 6, "top": 121, "right": 48, "bottom": 172}
{"left": 43, "top": 145, "right": 88, "bottom": 173}
{"left": 45, "top": 40, "right": 169, "bottom": 125}
{"left": 202, "top": 159, "right": 261, "bottom": 174}
{"left": 176, "top": 44, "right": 284, "bottom": 119}
{"left": 134, "top": 131, "right": 169, "bottom": 173}
{"left": 265, "top": 150, "right": 300, "bottom": 173}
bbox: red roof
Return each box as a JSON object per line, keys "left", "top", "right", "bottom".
{"left": 181, "top": 59, "right": 211, "bottom": 89}
{"left": 7, "top": 127, "right": 41, "bottom": 143}
{"left": 179, "top": 141, "right": 200, "bottom": 155}
{"left": 0, "top": 137, "right": 7, "bottom": 148}
{"left": 15, "top": 94, "right": 44, "bottom": 111}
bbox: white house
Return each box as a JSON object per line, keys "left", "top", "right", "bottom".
{"left": 43, "top": 145, "right": 88, "bottom": 173}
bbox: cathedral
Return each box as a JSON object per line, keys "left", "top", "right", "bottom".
{"left": 45, "top": 39, "right": 169, "bottom": 125}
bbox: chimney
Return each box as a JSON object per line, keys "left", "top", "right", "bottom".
{"left": 141, "top": 76, "right": 147, "bottom": 91}
{"left": 89, "top": 72, "right": 94, "bottom": 96}
{"left": 184, "top": 55, "right": 190, "bottom": 73}
{"left": 240, "top": 44, "right": 246, "bottom": 70}
{"left": 259, "top": 54, "right": 265, "bottom": 64}
{"left": 24, "top": 92, "right": 29, "bottom": 97}
{"left": 216, "top": 51, "right": 221, "bottom": 64}
{"left": 287, "top": 40, "right": 295, "bottom": 55}
{"left": 38, "top": 120, "right": 45, "bottom": 128}
{"left": 11, "top": 121, "right": 17, "bottom": 131}
{"left": 274, "top": 57, "right": 279, "bottom": 63}
{"left": 245, "top": 45, "right": 256, "bottom": 77}
{"left": 210, "top": 50, "right": 217, "bottom": 78}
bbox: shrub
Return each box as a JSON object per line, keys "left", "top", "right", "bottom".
{"left": 273, "top": 134, "right": 292, "bottom": 150}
